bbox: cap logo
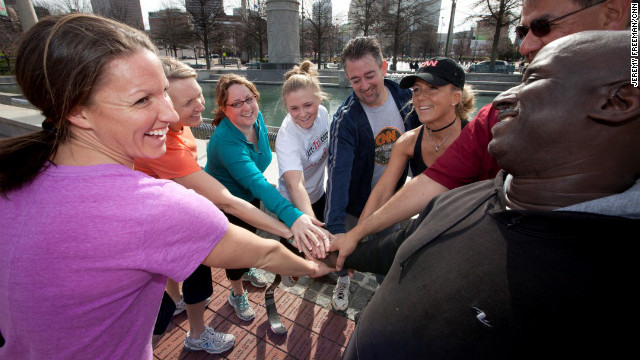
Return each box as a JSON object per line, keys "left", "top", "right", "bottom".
{"left": 421, "top": 60, "right": 438, "bottom": 67}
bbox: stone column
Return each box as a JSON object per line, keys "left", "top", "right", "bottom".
{"left": 265, "top": 0, "right": 299, "bottom": 70}
{"left": 15, "top": 0, "right": 38, "bottom": 31}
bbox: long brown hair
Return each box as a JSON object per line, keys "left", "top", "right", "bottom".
{"left": 212, "top": 74, "right": 260, "bottom": 126}
{"left": 0, "top": 14, "right": 156, "bottom": 197}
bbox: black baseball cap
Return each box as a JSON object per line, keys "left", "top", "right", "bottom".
{"left": 399, "top": 57, "right": 465, "bottom": 89}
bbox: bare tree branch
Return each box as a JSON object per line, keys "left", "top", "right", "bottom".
{"left": 151, "top": 8, "right": 197, "bottom": 58}
{"left": 304, "top": 0, "right": 333, "bottom": 66}
{"left": 469, "top": 0, "right": 520, "bottom": 70}
{"left": 349, "top": 0, "right": 382, "bottom": 37}
{"left": 34, "top": 0, "right": 92, "bottom": 14}
{"left": 185, "top": 0, "right": 226, "bottom": 68}
{"left": 240, "top": 0, "right": 267, "bottom": 62}
{"left": 378, "top": 0, "right": 440, "bottom": 70}
{"left": 0, "top": 6, "right": 22, "bottom": 74}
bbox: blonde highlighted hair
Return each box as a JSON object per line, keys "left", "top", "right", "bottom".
{"left": 159, "top": 56, "right": 197, "bottom": 81}
{"left": 455, "top": 84, "right": 476, "bottom": 120}
{"left": 281, "top": 60, "right": 328, "bottom": 102}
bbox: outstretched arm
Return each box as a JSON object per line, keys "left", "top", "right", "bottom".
{"left": 283, "top": 170, "right": 315, "bottom": 220}
{"left": 331, "top": 173, "right": 448, "bottom": 270}
{"left": 282, "top": 170, "right": 332, "bottom": 258}
{"left": 174, "top": 170, "right": 293, "bottom": 239}
{"left": 204, "top": 223, "right": 334, "bottom": 278}
{"left": 215, "top": 142, "right": 329, "bottom": 255}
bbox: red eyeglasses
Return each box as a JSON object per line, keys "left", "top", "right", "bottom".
{"left": 515, "top": 0, "right": 606, "bottom": 40}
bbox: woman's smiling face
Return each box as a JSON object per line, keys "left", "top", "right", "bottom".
{"left": 284, "top": 87, "right": 321, "bottom": 129}
{"left": 411, "top": 79, "right": 460, "bottom": 126}
{"left": 168, "top": 77, "right": 205, "bottom": 130}
{"left": 223, "top": 84, "right": 260, "bottom": 128}
{"left": 76, "top": 50, "right": 179, "bottom": 164}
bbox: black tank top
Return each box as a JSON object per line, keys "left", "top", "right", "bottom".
{"left": 410, "top": 120, "right": 469, "bottom": 176}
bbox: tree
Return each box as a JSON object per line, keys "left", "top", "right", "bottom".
{"left": 469, "top": 0, "right": 520, "bottom": 71}
{"left": 378, "top": 0, "right": 440, "bottom": 71}
{"left": 452, "top": 30, "right": 472, "bottom": 61}
{"left": 151, "top": 8, "right": 197, "bottom": 58}
{"left": 305, "top": 0, "right": 333, "bottom": 66}
{"left": 0, "top": 6, "right": 22, "bottom": 74}
{"left": 413, "top": 23, "right": 438, "bottom": 60}
{"left": 91, "top": 0, "right": 137, "bottom": 29}
{"left": 33, "top": 0, "right": 92, "bottom": 14}
{"left": 349, "top": 0, "right": 381, "bottom": 37}
{"left": 241, "top": 0, "right": 267, "bottom": 62}
{"left": 185, "top": 0, "right": 226, "bottom": 68}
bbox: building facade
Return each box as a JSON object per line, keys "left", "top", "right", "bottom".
{"left": 312, "top": 0, "right": 332, "bottom": 25}
{"left": 91, "top": 0, "right": 144, "bottom": 30}
{"left": 185, "top": 0, "right": 224, "bottom": 16}
{"left": 346, "top": 0, "right": 442, "bottom": 59}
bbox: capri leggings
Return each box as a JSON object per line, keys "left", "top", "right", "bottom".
{"left": 225, "top": 198, "right": 261, "bottom": 281}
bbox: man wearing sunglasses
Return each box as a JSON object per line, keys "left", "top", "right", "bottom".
{"left": 330, "top": 0, "right": 632, "bottom": 271}
{"left": 339, "top": 29, "right": 639, "bottom": 359}
{"left": 519, "top": 0, "right": 631, "bottom": 62}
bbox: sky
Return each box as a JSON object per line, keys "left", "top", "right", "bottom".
{"left": 140, "top": 0, "right": 482, "bottom": 33}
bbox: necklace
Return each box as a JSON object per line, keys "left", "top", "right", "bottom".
{"left": 425, "top": 115, "right": 457, "bottom": 133}
{"left": 427, "top": 117, "right": 458, "bottom": 152}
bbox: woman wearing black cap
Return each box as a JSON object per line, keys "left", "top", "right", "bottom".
{"left": 359, "top": 57, "right": 475, "bottom": 222}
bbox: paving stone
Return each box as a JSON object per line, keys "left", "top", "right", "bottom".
{"left": 154, "top": 212, "right": 379, "bottom": 358}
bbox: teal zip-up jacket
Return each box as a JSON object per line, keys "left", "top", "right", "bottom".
{"left": 204, "top": 111, "right": 302, "bottom": 227}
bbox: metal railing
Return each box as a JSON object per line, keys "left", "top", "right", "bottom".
{"left": 192, "top": 121, "right": 279, "bottom": 151}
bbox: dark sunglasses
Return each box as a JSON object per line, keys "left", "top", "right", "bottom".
{"left": 515, "top": 0, "right": 605, "bottom": 40}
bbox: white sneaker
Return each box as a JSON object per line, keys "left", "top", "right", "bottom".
{"left": 242, "top": 268, "right": 267, "bottom": 288}
{"left": 331, "top": 281, "right": 350, "bottom": 311}
{"left": 173, "top": 295, "right": 211, "bottom": 316}
{"left": 228, "top": 290, "right": 256, "bottom": 321}
{"left": 184, "top": 326, "right": 235, "bottom": 354}
{"left": 281, "top": 275, "right": 299, "bottom": 287}
{"left": 173, "top": 297, "right": 186, "bottom": 316}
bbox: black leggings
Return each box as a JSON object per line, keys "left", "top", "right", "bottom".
{"left": 311, "top": 193, "right": 326, "bottom": 223}
{"left": 182, "top": 264, "right": 213, "bottom": 304}
{"left": 225, "top": 198, "right": 260, "bottom": 281}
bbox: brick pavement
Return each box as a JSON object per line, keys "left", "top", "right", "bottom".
{"left": 152, "top": 140, "right": 386, "bottom": 359}
{"left": 151, "top": 265, "right": 378, "bottom": 359}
